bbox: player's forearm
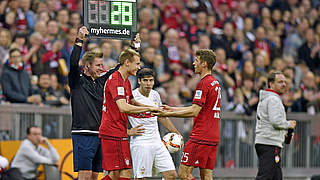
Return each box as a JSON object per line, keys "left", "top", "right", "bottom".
{"left": 170, "top": 106, "right": 187, "bottom": 111}
{"left": 159, "top": 117, "right": 180, "bottom": 135}
{"left": 119, "top": 103, "right": 151, "bottom": 114}
{"left": 166, "top": 106, "right": 197, "bottom": 117}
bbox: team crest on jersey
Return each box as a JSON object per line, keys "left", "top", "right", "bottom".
{"left": 118, "top": 87, "right": 125, "bottom": 95}
{"left": 153, "top": 97, "right": 158, "bottom": 106}
{"left": 125, "top": 159, "right": 130, "bottom": 165}
{"left": 194, "top": 90, "right": 202, "bottom": 99}
{"left": 141, "top": 167, "right": 145, "bottom": 174}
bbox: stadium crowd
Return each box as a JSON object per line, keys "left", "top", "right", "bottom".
{"left": 0, "top": 0, "right": 320, "bottom": 115}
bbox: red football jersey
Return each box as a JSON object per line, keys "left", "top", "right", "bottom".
{"left": 99, "top": 71, "right": 133, "bottom": 138}
{"left": 190, "top": 74, "right": 221, "bottom": 143}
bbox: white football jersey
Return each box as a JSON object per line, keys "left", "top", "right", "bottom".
{"left": 128, "top": 89, "right": 162, "bottom": 144}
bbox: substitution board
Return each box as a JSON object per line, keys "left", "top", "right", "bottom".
{"left": 83, "top": 0, "right": 137, "bottom": 39}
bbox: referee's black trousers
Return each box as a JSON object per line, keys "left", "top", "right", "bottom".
{"left": 255, "top": 144, "right": 282, "bottom": 180}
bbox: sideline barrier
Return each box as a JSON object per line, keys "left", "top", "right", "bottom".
{"left": 0, "top": 104, "right": 319, "bottom": 179}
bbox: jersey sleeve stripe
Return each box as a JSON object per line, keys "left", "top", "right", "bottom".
{"left": 192, "top": 101, "right": 204, "bottom": 107}
{"left": 114, "top": 95, "right": 126, "bottom": 102}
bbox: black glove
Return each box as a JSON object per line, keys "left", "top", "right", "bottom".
{"left": 284, "top": 128, "right": 294, "bottom": 144}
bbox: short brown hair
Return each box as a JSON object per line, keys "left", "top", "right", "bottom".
{"left": 82, "top": 50, "right": 103, "bottom": 66}
{"left": 137, "top": 68, "right": 155, "bottom": 79}
{"left": 195, "top": 49, "right": 216, "bottom": 70}
{"left": 119, "top": 49, "right": 140, "bottom": 65}
{"left": 267, "top": 71, "right": 284, "bottom": 88}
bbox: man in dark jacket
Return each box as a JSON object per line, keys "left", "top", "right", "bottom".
{"left": 0, "top": 48, "right": 41, "bottom": 104}
{"left": 70, "top": 26, "right": 144, "bottom": 180}
{"left": 69, "top": 26, "right": 129, "bottom": 180}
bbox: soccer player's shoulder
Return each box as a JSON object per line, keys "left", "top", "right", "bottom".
{"left": 132, "top": 88, "right": 140, "bottom": 96}
{"left": 151, "top": 89, "right": 161, "bottom": 99}
{"left": 108, "top": 71, "right": 119, "bottom": 82}
{"left": 208, "top": 75, "right": 220, "bottom": 87}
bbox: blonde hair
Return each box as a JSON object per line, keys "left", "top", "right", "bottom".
{"left": 119, "top": 49, "right": 140, "bottom": 65}
{"left": 82, "top": 50, "right": 103, "bottom": 66}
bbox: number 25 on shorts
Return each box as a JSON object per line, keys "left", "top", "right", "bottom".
{"left": 181, "top": 152, "right": 189, "bottom": 163}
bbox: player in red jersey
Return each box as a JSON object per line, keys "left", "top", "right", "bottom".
{"left": 99, "top": 38, "right": 161, "bottom": 180}
{"left": 154, "top": 49, "right": 221, "bottom": 180}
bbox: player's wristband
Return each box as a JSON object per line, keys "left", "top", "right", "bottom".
{"left": 75, "top": 38, "right": 84, "bottom": 44}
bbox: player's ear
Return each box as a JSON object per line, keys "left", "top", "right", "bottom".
{"left": 85, "top": 63, "right": 90, "bottom": 70}
{"left": 202, "top": 61, "right": 208, "bottom": 68}
{"left": 125, "top": 59, "right": 130, "bottom": 65}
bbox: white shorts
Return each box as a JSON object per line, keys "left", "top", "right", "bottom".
{"left": 130, "top": 141, "right": 175, "bottom": 178}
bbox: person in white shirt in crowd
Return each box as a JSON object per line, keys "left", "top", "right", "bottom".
{"left": 128, "top": 68, "right": 182, "bottom": 180}
{"left": 0, "top": 155, "right": 8, "bottom": 173}
{"left": 11, "top": 126, "right": 59, "bottom": 180}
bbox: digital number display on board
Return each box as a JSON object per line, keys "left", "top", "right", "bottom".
{"left": 83, "top": 0, "right": 137, "bottom": 39}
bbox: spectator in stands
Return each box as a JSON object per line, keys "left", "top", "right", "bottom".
{"left": 237, "top": 77, "right": 259, "bottom": 115}
{"left": 211, "top": 22, "right": 239, "bottom": 59}
{"left": 243, "top": 17, "right": 255, "bottom": 43}
{"left": 50, "top": 73, "right": 70, "bottom": 101}
{"left": 10, "top": 32, "right": 30, "bottom": 72}
{"left": 298, "top": 28, "right": 320, "bottom": 72}
{"left": 163, "top": 28, "right": 182, "bottom": 75}
{"left": 187, "top": 11, "right": 208, "bottom": 44}
{"left": 139, "top": 0, "right": 161, "bottom": 30}
{"left": 34, "top": 20, "right": 47, "bottom": 43}
{"left": 141, "top": 46, "right": 156, "bottom": 68}
{"left": 254, "top": 26, "right": 274, "bottom": 64}
{"left": 18, "top": 0, "right": 35, "bottom": 32}
{"left": 100, "top": 41, "right": 116, "bottom": 69}
{"left": 271, "top": 57, "right": 286, "bottom": 72}
{"left": 0, "top": 29, "right": 12, "bottom": 76}
{"left": 159, "top": 0, "right": 183, "bottom": 32}
{"left": 197, "top": 33, "right": 211, "bottom": 50}
{"left": 0, "top": 48, "right": 41, "bottom": 104}
{"left": 61, "top": 27, "right": 78, "bottom": 70}
{"left": 28, "top": 32, "right": 46, "bottom": 76}
{"left": 254, "top": 53, "right": 268, "bottom": 77}
{"left": 148, "top": 30, "right": 170, "bottom": 82}
{"left": 292, "top": 71, "right": 320, "bottom": 114}
{"left": 70, "top": 12, "right": 81, "bottom": 29}
{"left": 32, "top": 73, "right": 68, "bottom": 106}
{"left": 41, "top": 40, "right": 63, "bottom": 76}
{"left": 283, "top": 56, "right": 303, "bottom": 90}
{"left": 139, "top": 27, "right": 150, "bottom": 49}
{"left": 56, "top": 8, "right": 69, "bottom": 35}
{"left": 241, "top": 60, "right": 256, "bottom": 80}
{"left": 3, "top": 10, "right": 17, "bottom": 35}
{"left": 11, "top": 126, "right": 60, "bottom": 180}
{"left": 46, "top": 19, "right": 60, "bottom": 43}
{"left": 283, "top": 17, "right": 309, "bottom": 58}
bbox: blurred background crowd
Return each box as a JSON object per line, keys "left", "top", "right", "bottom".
{"left": 0, "top": 0, "right": 320, "bottom": 116}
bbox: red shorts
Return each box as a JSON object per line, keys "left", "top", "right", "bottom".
{"left": 180, "top": 140, "right": 218, "bottom": 169}
{"left": 101, "top": 137, "right": 132, "bottom": 171}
